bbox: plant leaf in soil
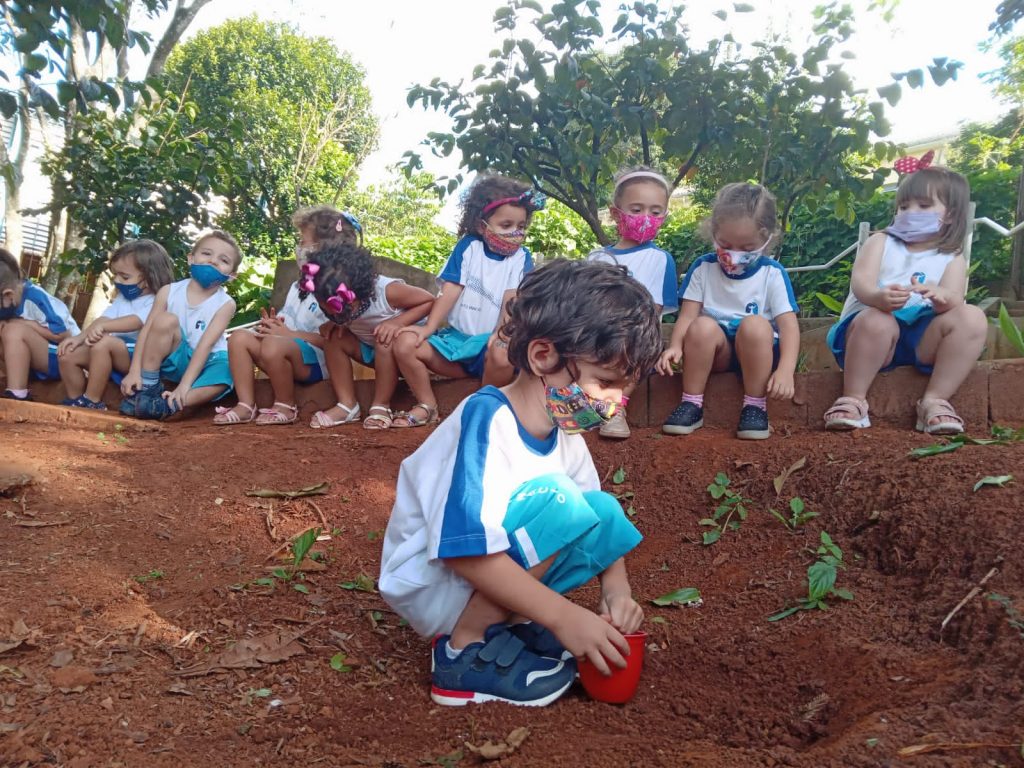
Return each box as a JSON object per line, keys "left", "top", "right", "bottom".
{"left": 973, "top": 474, "right": 1014, "bottom": 492}
{"left": 769, "top": 531, "right": 853, "bottom": 621}
{"left": 652, "top": 587, "right": 702, "bottom": 606}
{"left": 700, "top": 472, "right": 750, "bottom": 544}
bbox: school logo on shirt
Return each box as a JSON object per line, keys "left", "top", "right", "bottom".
{"left": 308, "top": 301, "right": 319, "bottom": 313}
{"left": 195, "top": 320, "right": 207, "bottom": 331}
{"left": 911, "top": 271, "right": 926, "bottom": 285}
{"left": 745, "top": 301, "right": 760, "bottom": 315}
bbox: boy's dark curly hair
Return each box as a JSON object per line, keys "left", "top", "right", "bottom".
{"left": 501, "top": 259, "right": 663, "bottom": 379}
{"left": 300, "top": 243, "right": 378, "bottom": 324}
{"left": 0, "top": 247, "right": 21, "bottom": 291}
{"left": 456, "top": 174, "right": 534, "bottom": 238}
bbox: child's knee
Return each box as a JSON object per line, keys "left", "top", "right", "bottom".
{"left": 686, "top": 316, "right": 722, "bottom": 344}
{"left": 392, "top": 332, "right": 420, "bottom": 359}
{"left": 151, "top": 311, "right": 180, "bottom": 336}
{"left": 735, "top": 314, "right": 773, "bottom": 341}
{"left": 582, "top": 490, "right": 628, "bottom": 524}
{"left": 956, "top": 303, "right": 988, "bottom": 335}
{"left": 852, "top": 308, "right": 898, "bottom": 337}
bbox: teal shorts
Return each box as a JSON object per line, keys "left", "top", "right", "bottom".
{"left": 160, "top": 339, "right": 233, "bottom": 399}
{"left": 502, "top": 474, "right": 642, "bottom": 594}
{"left": 427, "top": 327, "right": 489, "bottom": 378}
{"left": 294, "top": 339, "right": 325, "bottom": 383}
{"left": 359, "top": 341, "right": 375, "bottom": 366}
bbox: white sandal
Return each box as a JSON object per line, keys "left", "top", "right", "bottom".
{"left": 255, "top": 402, "right": 298, "bottom": 426}
{"left": 309, "top": 402, "right": 361, "bottom": 429}
{"left": 213, "top": 402, "right": 256, "bottom": 425}
{"left": 915, "top": 398, "right": 964, "bottom": 435}
{"left": 362, "top": 405, "right": 393, "bottom": 431}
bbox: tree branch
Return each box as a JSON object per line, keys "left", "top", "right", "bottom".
{"left": 145, "top": 0, "right": 214, "bottom": 80}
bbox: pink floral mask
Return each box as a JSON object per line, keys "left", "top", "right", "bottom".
{"left": 614, "top": 210, "right": 665, "bottom": 244}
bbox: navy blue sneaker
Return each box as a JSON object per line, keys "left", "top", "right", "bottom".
{"left": 69, "top": 396, "right": 107, "bottom": 410}
{"left": 2, "top": 389, "right": 32, "bottom": 401}
{"left": 132, "top": 383, "right": 175, "bottom": 420}
{"left": 430, "top": 625, "right": 576, "bottom": 707}
{"left": 507, "top": 621, "right": 572, "bottom": 661}
{"left": 737, "top": 405, "right": 770, "bottom": 440}
{"left": 662, "top": 401, "right": 703, "bottom": 435}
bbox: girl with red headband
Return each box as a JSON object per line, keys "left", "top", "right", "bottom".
{"left": 824, "top": 162, "right": 986, "bottom": 435}
{"left": 392, "top": 174, "right": 543, "bottom": 428}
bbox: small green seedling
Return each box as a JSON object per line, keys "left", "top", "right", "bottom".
{"left": 366, "top": 529, "right": 382, "bottom": 541}
{"left": 699, "top": 472, "right": 751, "bottom": 545}
{"left": 329, "top": 652, "right": 352, "bottom": 672}
{"left": 973, "top": 475, "right": 1014, "bottom": 492}
{"left": 132, "top": 569, "right": 164, "bottom": 584}
{"left": 291, "top": 527, "right": 320, "bottom": 567}
{"left": 769, "top": 531, "right": 853, "bottom": 621}
{"left": 988, "top": 593, "right": 1024, "bottom": 639}
{"left": 243, "top": 687, "right": 272, "bottom": 706}
{"left": 651, "top": 587, "right": 702, "bottom": 607}
{"left": 612, "top": 467, "right": 626, "bottom": 485}
{"left": 339, "top": 573, "right": 376, "bottom": 592}
{"left": 770, "top": 497, "right": 818, "bottom": 531}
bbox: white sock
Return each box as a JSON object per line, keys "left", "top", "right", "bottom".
{"left": 444, "top": 641, "right": 462, "bottom": 660}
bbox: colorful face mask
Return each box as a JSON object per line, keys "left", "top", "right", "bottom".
{"left": 482, "top": 225, "right": 526, "bottom": 257}
{"left": 714, "top": 238, "right": 770, "bottom": 276}
{"left": 614, "top": 210, "right": 665, "bottom": 244}
{"left": 544, "top": 381, "right": 617, "bottom": 434}
{"left": 189, "top": 263, "right": 229, "bottom": 289}
{"left": 886, "top": 211, "right": 943, "bottom": 243}
{"left": 115, "top": 282, "right": 144, "bottom": 301}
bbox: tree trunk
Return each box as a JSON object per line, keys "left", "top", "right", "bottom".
{"left": 82, "top": 269, "right": 112, "bottom": 326}
{"left": 0, "top": 70, "right": 34, "bottom": 261}
{"left": 1010, "top": 168, "right": 1024, "bottom": 299}
{"left": 146, "top": 0, "right": 215, "bottom": 80}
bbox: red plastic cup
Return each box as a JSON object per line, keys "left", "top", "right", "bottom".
{"left": 577, "top": 631, "right": 646, "bottom": 704}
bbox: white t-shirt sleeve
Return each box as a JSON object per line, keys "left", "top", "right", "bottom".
{"left": 563, "top": 435, "right": 600, "bottom": 492}
{"left": 765, "top": 264, "right": 799, "bottom": 318}
{"left": 681, "top": 258, "right": 709, "bottom": 304}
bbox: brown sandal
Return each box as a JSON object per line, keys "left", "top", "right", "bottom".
{"left": 915, "top": 398, "right": 964, "bottom": 435}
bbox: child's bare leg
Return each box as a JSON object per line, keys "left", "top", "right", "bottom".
{"left": 393, "top": 333, "right": 466, "bottom": 422}
{"left": 319, "top": 330, "right": 362, "bottom": 422}
{"left": 449, "top": 554, "right": 557, "bottom": 649}
{"left": 481, "top": 341, "right": 514, "bottom": 387}
{"left": 840, "top": 309, "right": 898, "bottom": 399}
{"left": 225, "top": 331, "right": 261, "bottom": 414}
{"left": 259, "top": 335, "right": 311, "bottom": 415}
{"left": 733, "top": 315, "right": 774, "bottom": 396}
{"left": 57, "top": 345, "right": 92, "bottom": 398}
{"left": 183, "top": 384, "right": 227, "bottom": 408}
{"left": 140, "top": 312, "right": 181, "bottom": 371}
{"left": 83, "top": 336, "right": 130, "bottom": 402}
{"left": 370, "top": 342, "right": 399, "bottom": 409}
{"left": 681, "top": 316, "right": 731, "bottom": 395}
{"left": 0, "top": 322, "right": 50, "bottom": 390}
{"left": 915, "top": 304, "right": 988, "bottom": 425}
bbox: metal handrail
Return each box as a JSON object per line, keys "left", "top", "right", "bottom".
{"left": 785, "top": 241, "right": 859, "bottom": 274}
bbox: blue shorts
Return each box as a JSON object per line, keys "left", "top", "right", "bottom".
{"left": 427, "top": 327, "right": 489, "bottom": 378}
{"left": 30, "top": 344, "right": 62, "bottom": 381}
{"left": 108, "top": 340, "right": 135, "bottom": 386}
{"left": 502, "top": 474, "right": 642, "bottom": 595}
{"left": 160, "top": 340, "right": 233, "bottom": 399}
{"left": 828, "top": 305, "right": 936, "bottom": 374}
{"left": 721, "top": 322, "right": 780, "bottom": 374}
{"left": 294, "top": 339, "right": 325, "bottom": 383}
{"left": 359, "top": 341, "right": 375, "bottom": 366}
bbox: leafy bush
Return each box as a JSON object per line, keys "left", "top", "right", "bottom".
{"left": 369, "top": 233, "right": 456, "bottom": 275}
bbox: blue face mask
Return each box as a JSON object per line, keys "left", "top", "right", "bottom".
{"left": 886, "top": 211, "right": 943, "bottom": 243}
{"left": 115, "top": 282, "right": 144, "bottom": 301}
{"left": 190, "top": 263, "right": 229, "bottom": 289}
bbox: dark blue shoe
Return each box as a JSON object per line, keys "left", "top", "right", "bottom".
{"left": 132, "top": 383, "right": 175, "bottom": 420}
{"left": 119, "top": 394, "right": 138, "bottom": 417}
{"left": 737, "top": 405, "right": 770, "bottom": 440}
{"left": 69, "top": 396, "right": 107, "bottom": 410}
{"left": 430, "top": 625, "right": 576, "bottom": 707}
{"left": 3, "top": 389, "right": 32, "bottom": 401}
{"left": 506, "top": 621, "right": 572, "bottom": 661}
{"left": 662, "top": 401, "right": 703, "bottom": 435}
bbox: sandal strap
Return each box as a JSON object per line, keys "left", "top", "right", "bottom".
{"left": 825, "top": 396, "right": 868, "bottom": 419}
{"left": 367, "top": 405, "right": 392, "bottom": 416}
{"left": 918, "top": 398, "right": 963, "bottom": 424}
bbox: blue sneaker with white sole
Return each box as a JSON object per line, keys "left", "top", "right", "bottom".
{"left": 430, "top": 624, "right": 576, "bottom": 707}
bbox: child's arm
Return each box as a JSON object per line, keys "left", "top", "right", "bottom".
{"left": 374, "top": 282, "right": 435, "bottom": 345}
{"left": 396, "top": 280, "right": 462, "bottom": 347}
{"left": 445, "top": 553, "right": 631, "bottom": 675}
{"left": 164, "top": 299, "right": 236, "bottom": 410}
{"left": 58, "top": 315, "right": 141, "bottom": 356}
{"left": 596, "top": 558, "right": 643, "bottom": 633}
{"left": 122, "top": 285, "right": 170, "bottom": 395}
{"left": 911, "top": 255, "right": 967, "bottom": 313}
{"left": 656, "top": 299, "right": 701, "bottom": 375}
{"left": 767, "top": 311, "right": 799, "bottom": 400}
{"left": 851, "top": 233, "right": 910, "bottom": 313}
{"left": 21, "top": 320, "right": 69, "bottom": 343}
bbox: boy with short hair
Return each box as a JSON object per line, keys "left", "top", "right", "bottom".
{"left": 379, "top": 259, "right": 664, "bottom": 706}
{"left": 120, "top": 230, "right": 242, "bottom": 419}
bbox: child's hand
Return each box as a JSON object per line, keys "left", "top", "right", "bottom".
{"left": 57, "top": 335, "right": 84, "bottom": 357}
{"left": 163, "top": 385, "right": 189, "bottom": 412}
{"left": 552, "top": 604, "right": 630, "bottom": 676}
{"left": 374, "top": 319, "right": 404, "bottom": 346}
{"left": 84, "top": 323, "right": 107, "bottom": 345}
{"left": 767, "top": 370, "right": 795, "bottom": 400}
{"left": 598, "top": 591, "right": 644, "bottom": 634}
{"left": 396, "top": 325, "right": 430, "bottom": 348}
{"left": 255, "top": 320, "right": 291, "bottom": 338}
{"left": 910, "top": 282, "right": 946, "bottom": 304}
{"left": 876, "top": 284, "right": 911, "bottom": 312}
{"left": 656, "top": 346, "right": 682, "bottom": 376}
{"left": 121, "top": 371, "right": 142, "bottom": 396}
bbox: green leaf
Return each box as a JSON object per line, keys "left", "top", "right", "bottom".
{"left": 831, "top": 587, "right": 854, "bottom": 601}
{"left": 612, "top": 467, "right": 626, "bottom": 485}
{"left": 973, "top": 475, "right": 1013, "bottom": 492}
{"left": 909, "top": 441, "right": 963, "bottom": 459}
{"left": 769, "top": 508, "right": 790, "bottom": 527}
{"left": 650, "top": 616, "right": 667, "bottom": 624}
{"left": 291, "top": 527, "right": 321, "bottom": 567}
{"left": 807, "top": 561, "right": 837, "bottom": 601}
{"left": 339, "top": 573, "right": 376, "bottom": 592}
{"left": 767, "top": 605, "right": 804, "bottom": 622}
{"left": 702, "top": 530, "right": 721, "bottom": 546}
{"left": 815, "top": 292, "right": 844, "bottom": 314}
{"left": 790, "top": 497, "right": 805, "bottom": 515}
{"left": 651, "top": 587, "right": 702, "bottom": 606}
{"left": 998, "top": 302, "right": 1024, "bottom": 356}
{"left": 293, "top": 583, "right": 310, "bottom": 594}
{"left": 329, "top": 652, "right": 352, "bottom": 672}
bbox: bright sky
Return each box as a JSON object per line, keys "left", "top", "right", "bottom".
{"left": 148, "top": 0, "right": 1008, "bottom": 189}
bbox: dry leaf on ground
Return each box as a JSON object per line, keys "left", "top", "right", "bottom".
{"left": 465, "top": 727, "right": 530, "bottom": 760}
{"left": 0, "top": 620, "right": 39, "bottom": 655}
{"left": 172, "top": 622, "right": 322, "bottom": 677}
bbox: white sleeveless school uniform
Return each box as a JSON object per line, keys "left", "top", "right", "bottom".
{"left": 347, "top": 276, "right": 405, "bottom": 346}
{"left": 165, "top": 278, "right": 232, "bottom": 353}
{"left": 101, "top": 294, "right": 156, "bottom": 342}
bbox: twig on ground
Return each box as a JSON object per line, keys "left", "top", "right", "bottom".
{"left": 940, "top": 563, "right": 1001, "bottom": 632}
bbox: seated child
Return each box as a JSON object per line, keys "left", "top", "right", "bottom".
{"left": 824, "top": 164, "right": 986, "bottom": 434}
{"left": 392, "top": 174, "right": 542, "bottom": 428}
{"left": 657, "top": 182, "right": 799, "bottom": 440}
{"left": 57, "top": 240, "right": 175, "bottom": 409}
{"left": 587, "top": 166, "right": 678, "bottom": 439}
{"left": 379, "top": 259, "right": 664, "bottom": 707}
{"left": 0, "top": 248, "right": 80, "bottom": 400}
{"left": 120, "top": 230, "right": 242, "bottom": 419}
{"left": 299, "top": 243, "right": 435, "bottom": 430}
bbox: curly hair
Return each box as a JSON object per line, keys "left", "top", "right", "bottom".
{"left": 0, "top": 247, "right": 21, "bottom": 291}
{"left": 501, "top": 259, "right": 663, "bottom": 379}
{"left": 300, "top": 243, "right": 378, "bottom": 324}
{"left": 292, "top": 206, "right": 362, "bottom": 247}
{"left": 110, "top": 239, "right": 175, "bottom": 295}
{"left": 456, "top": 174, "right": 534, "bottom": 238}
{"left": 700, "top": 183, "right": 780, "bottom": 251}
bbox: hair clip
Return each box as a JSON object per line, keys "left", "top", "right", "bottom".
{"left": 325, "top": 282, "right": 357, "bottom": 314}
{"left": 299, "top": 262, "right": 319, "bottom": 293}
{"left": 336, "top": 211, "right": 362, "bottom": 233}
{"left": 893, "top": 150, "right": 934, "bottom": 175}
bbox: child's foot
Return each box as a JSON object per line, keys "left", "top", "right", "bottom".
{"left": 309, "top": 402, "right": 361, "bottom": 429}
{"left": 68, "top": 395, "right": 107, "bottom": 410}
{"left": 213, "top": 402, "right": 256, "bottom": 425}
{"left": 824, "top": 396, "right": 870, "bottom": 431}
{"left": 736, "top": 405, "right": 770, "bottom": 440}
{"left": 2, "top": 389, "right": 32, "bottom": 401}
{"left": 362, "top": 405, "right": 393, "bottom": 430}
{"left": 392, "top": 403, "right": 439, "bottom": 429}
{"left": 598, "top": 408, "right": 630, "bottom": 439}
{"left": 255, "top": 402, "right": 298, "bottom": 426}
{"left": 431, "top": 625, "right": 576, "bottom": 707}
{"left": 133, "top": 383, "right": 176, "bottom": 421}
{"left": 915, "top": 398, "right": 964, "bottom": 436}
{"left": 662, "top": 401, "right": 703, "bottom": 435}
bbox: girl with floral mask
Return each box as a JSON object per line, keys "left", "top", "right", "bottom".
{"left": 824, "top": 163, "right": 985, "bottom": 435}
{"left": 392, "top": 174, "right": 542, "bottom": 428}
{"left": 586, "top": 166, "right": 679, "bottom": 440}
{"left": 657, "top": 182, "right": 800, "bottom": 440}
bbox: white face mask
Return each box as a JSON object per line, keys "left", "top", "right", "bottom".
{"left": 714, "top": 237, "right": 771, "bottom": 276}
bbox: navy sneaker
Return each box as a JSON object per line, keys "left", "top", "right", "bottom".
{"left": 662, "top": 401, "right": 703, "bottom": 435}
{"left": 737, "top": 405, "right": 770, "bottom": 440}
{"left": 506, "top": 621, "right": 572, "bottom": 661}
{"left": 2, "top": 389, "right": 32, "bottom": 401}
{"left": 69, "top": 396, "right": 107, "bottom": 410}
{"left": 132, "top": 383, "right": 175, "bottom": 420}
{"left": 430, "top": 625, "right": 576, "bottom": 707}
